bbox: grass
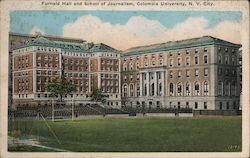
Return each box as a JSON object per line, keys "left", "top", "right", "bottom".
{"left": 8, "top": 116, "right": 242, "bottom": 152}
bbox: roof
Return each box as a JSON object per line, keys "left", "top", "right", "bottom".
{"left": 15, "top": 36, "right": 118, "bottom": 53}
{"left": 89, "top": 43, "right": 117, "bottom": 52}
{"left": 9, "top": 32, "right": 86, "bottom": 44}
{"left": 17, "top": 36, "right": 88, "bottom": 52}
{"left": 122, "top": 36, "right": 242, "bottom": 57}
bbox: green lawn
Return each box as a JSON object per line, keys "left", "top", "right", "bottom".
{"left": 9, "top": 116, "right": 242, "bottom": 152}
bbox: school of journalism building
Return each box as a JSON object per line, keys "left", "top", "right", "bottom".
{"left": 10, "top": 33, "right": 242, "bottom": 111}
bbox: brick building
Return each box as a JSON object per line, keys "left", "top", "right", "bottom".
{"left": 11, "top": 34, "right": 121, "bottom": 108}
{"left": 11, "top": 33, "right": 241, "bottom": 111}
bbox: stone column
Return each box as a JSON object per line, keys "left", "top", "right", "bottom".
{"left": 146, "top": 72, "right": 149, "bottom": 96}
{"left": 154, "top": 72, "right": 157, "bottom": 96}
{"left": 140, "top": 72, "right": 143, "bottom": 96}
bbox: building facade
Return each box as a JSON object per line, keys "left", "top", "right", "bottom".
{"left": 12, "top": 35, "right": 121, "bottom": 108}
{"left": 11, "top": 34, "right": 241, "bottom": 111}
{"left": 121, "top": 36, "right": 241, "bottom": 110}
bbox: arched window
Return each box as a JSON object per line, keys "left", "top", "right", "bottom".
{"left": 194, "top": 82, "right": 200, "bottom": 96}
{"left": 144, "top": 84, "right": 147, "bottom": 96}
{"left": 204, "top": 55, "right": 208, "bottom": 64}
{"left": 177, "top": 82, "right": 182, "bottom": 96}
{"left": 123, "top": 63, "right": 127, "bottom": 71}
{"left": 204, "top": 81, "right": 209, "bottom": 96}
{"left": 186, "top": 82, "right": 191, "bottom": 96}
{"left": 123, "top": 84, "right": 127, "bottom": 97}
{"left": 218, "top": 81, "right": 223, "bottom": 96}
{"left": 170, "top": 83, "right": 174, "bottom": 96}
{"left": 130, "top": 84, "right": 134, "bottom": 97}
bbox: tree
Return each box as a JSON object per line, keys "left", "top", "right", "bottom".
{"left": 90, "top": 89, "right": 106, "bottom": 104}
{"left": 47, "top": 77, "right": 75, "bottom": 102}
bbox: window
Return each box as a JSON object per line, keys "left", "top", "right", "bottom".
{"left": 195, "top": 56, "right": 199, "bottom": 65}
{"left": 137, "top": 74, "right": 140, "bottom": 81}
{"left": 226, "top": 102, "right": 230, "bottom": 109}
{"left": 194, "top": 82, "right": 200, "bottom": 96}
{"left": 218, "top": 55, "right": 222, "bottom": 64}
{"left": 231, "top": 82, "right": 236, "bottom": 96}
{"left": 144, "top": 61, "right": 148, "bottom": 67}
{"left": 123, "top": 63, "right": 127, "bottom": 71}
{"left": 195, "top": 69, "right": 199, "bottom": 77}
{"left": 220, "top": 102, "right": 223, "bottom": 110}
{"left": 159, "top": 58, "right": 163, "bottom": 65}
{"left": 178, "top": 58, "right": 181, "bottom": 66}
{"left": 152, "top": 60, "right": 156, "bottom": 66}
{"left": 218, "top": 81, "right": 223, "bottom": 96}
{"left": 136, "top": 63, "right": 140, "bottom": 69}
{"left": 123, "top": 84, "right": 127, "bottom": 97}
{"left": 225, "top": 81, "right": 230, "bottom": 96}
{"left": 225, "top": 55, "right": 229, "bottom": 64}
{"left": 195, "top": 102, "right": 198, "bottom": 109}
{"left": 204, "top": 55, "right": 208, "bottom": 64}
{"left": 186, "top": 50, "right": 190, "bottom": 55}
{"left": 186, "top": 57, "right": 190, "bottom": 66}
{"left": 186, "top": 82, "right": 191, "bottom": 96}
{"left": 232, "top": 57, "right": 235, "bottom": 65}
{"left": 169, "top": 59, "right": 173, "bottom": 67}
{"left": 225, "top": 69, "right": 229, "bottom": 76}
{"left": 195, "top": 49, "right": 199, "bottom": 53}
{"left": 136, "top": 84, "right": 140, "bottom": 96}
{"left": 130, "top": 84, "right": 134, "bottom": 97}
{"left": 204, "top": 81, "right": 209, "bottom": 96}
{"left": 124, "top": 75, "right": 127, "bottom": 81}
{"left": 170, "top": 83, "right": 174, "bottom": 96}
{"left": 130, "top": 75, "right": 133, "bottom": 81}
{"left": 225, "top": 48, "right": 228, "bottom": 53}
{"left": 170, "top": 71, "right": 173, "bottom": 78}
{"left": 178, "top": 70, "right": 181, "bottom": 78}
{"left": 204, "top": 47, "right": 208, "bottom": 53}
{"left": 177, "top": 82, "right": 182, "bottom": 96}
{"left": 151, "top": 83, "right": 155, "bottom": 96}
{"left": 204, "top": 68, "right": 208, "bottom": 76}
{"left": 218, "top": 68, "right": 222, "bottom": 76}
{"left": 130, "top": 63, "right": 133, "bottom": 70}
{"left": 186, "top": 102, "right": 189, "bottom": 108}
{"left": 178, "top": 51, "right": 181, "bottom": 55}
{"left": 186, "top": 70, "right": 190, "bottom": 78}
{"left": 204, "top": 102, "right": 207, "bottom": 109}
{"left": 158, "top": 73, "right": 161, "bottom": 79}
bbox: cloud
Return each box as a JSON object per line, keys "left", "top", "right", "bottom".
{"left": 62, "top": 15, "right": 241, "bottom": 50}
{"left": 29, "top": 26, "right": 45, "bottom": 35}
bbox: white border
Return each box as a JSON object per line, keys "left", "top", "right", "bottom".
{"left": 0, "top": 0, "right": 249, "bottom": 158}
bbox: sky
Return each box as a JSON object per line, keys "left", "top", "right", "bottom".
{"left": 10, "top": 11, "right": 242, "bottom": 50}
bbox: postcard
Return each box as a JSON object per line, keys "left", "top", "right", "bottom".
{"left": 0, "top": 0, "right": 249, "bottom": 158}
